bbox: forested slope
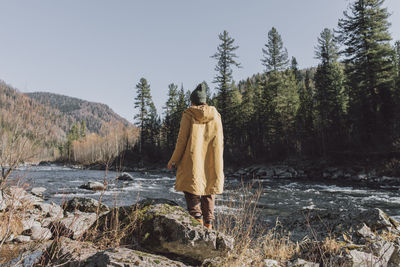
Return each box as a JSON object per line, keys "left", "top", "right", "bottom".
{"left": 0, "top": 81, "right": 69, "bottom": 144}
{"left": 26, "top": 92, "right": 131, "bottom": 134}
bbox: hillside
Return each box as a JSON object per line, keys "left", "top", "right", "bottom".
{"left": 0, "top": 81, "right": 70, "bottom": 143}
{"left": 26, "top": 92, "right": 131, "bottom": 134}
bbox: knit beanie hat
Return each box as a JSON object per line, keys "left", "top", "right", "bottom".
{"left": 190, "top": 83, "right": 207, "bottom": 105}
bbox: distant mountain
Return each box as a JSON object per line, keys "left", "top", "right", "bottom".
{"left": 26, "top": 92, "right": 131, "bottom": 134}
{"left": 0, "top": 81, "right": 70, "bottom": 144}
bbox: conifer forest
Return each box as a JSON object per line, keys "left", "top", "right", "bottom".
{"left": 132, "top": 0, "right": 400, "bottom": 168}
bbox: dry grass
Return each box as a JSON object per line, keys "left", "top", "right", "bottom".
{"left": 260, "top": 221, "right": 298, "bottom": 262}
{"left": 0, "top": 212, "right": 24, "bottom": 242}
{"left": 85, "top": 203, "right": 140, "bottom": 249}
{"left": 214, "top": 181, "right": 266, "bottom": 266}
{"left": 0, "top": 244, "right": 24, "bottom": 264}
{"left": 321, "top": 235, "right": 344, "bottom": 256}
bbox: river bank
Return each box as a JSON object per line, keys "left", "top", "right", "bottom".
{"left": 38, "top": 157, "right": 400, "bottom": 188}
{"left": 1, "top": 184, "right": 400, "bottom": 266}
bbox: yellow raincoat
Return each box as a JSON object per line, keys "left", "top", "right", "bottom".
{"left": 168, "top": 104, "right": 224, "bottom": 195}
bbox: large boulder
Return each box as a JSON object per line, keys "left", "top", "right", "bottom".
{"left": 35, "top": 237, "right": 99, "bottom": 266}
{"left": 84, "top": 247, "right": 190, "bottom": 267}
{"left": 62, "top": 197, "right": 109, "bottom": 213}
{"left": 79, "top": 181, "right": 105, "bottom": 191}
{"left": 33, "top": 237, "right": 190, "bottom": 267}
{"left": 96, "top": 198, "right": 234, "bottom": 264}
{"left": 135, "top": 199, "right": 234, "bottom": 263}
{"left": 50, "top": 211, "right": 97, "bottom": 239}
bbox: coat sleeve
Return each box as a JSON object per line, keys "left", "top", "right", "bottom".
{"left": 168, "top": 112, "right": 191, "bottom": 165}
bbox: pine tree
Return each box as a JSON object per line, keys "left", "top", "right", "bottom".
{"left": 291, "top": 56, "right": 303, "bottom": 82}
{"left": 185, "top": 89, "right": 192, "bottom": 108}
{"left": 65, "top": 123, "right": 81, "bottom": 160}
{"left": 315, "top": 28, "right": 339, "bottom": 65}
{"left": 262, "top": 27, "right": 289, "bottom": 72}
{"left": 314, "top": 28, "right": 346, "bottom": 154}
{"left": 226, "top": 82, "right": 242, "bottom": 158}
{"left": 211, "top": 30, "right": 241, "bottom": 125}
{"left": 145, "top": 101, "right": 161, "bottom": 153}
{"left": 275, "top": 71, "right": 300, "bottom": 154}
{"left": 134, "top": 78, "right": 152, "bottom": 155}
{"left": 162, "top": 83, "right": 178, "bottom": 152}
{"left": 177, "top": 86, "right": 187, "bottom": 115}
{"left": 337, "top": 0, "right": 394, "bottom": 147}
{"left": 80, "top": 120, "right": 87, "bottom": 138}
{"left": 240, "top": 78, "right": 258, "bottom": 158}
{"left": 296, "top": 70, "right": 315, "bottom": 155}
{"left": 201, "top": 81, "right": 213, "bottom": 105}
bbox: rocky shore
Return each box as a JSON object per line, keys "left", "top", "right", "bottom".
{"left": 227, "top": 162, "right": 400, "bottom": 187}
{"left": 0, "top": 185, "right": 399, "bottom": 266}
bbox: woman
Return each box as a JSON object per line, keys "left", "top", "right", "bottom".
{"left": 167, "top": 83, "right": 224, "bottom": 229}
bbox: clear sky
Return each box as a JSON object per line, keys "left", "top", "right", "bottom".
{"left": 1, "top": 0, "right": 399, "bottom": 123}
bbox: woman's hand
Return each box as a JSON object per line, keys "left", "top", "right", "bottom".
{"left": 167, "top": 162, "right": 176, "bottom": 170}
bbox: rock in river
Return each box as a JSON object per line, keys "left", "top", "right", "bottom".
{"left": 79, "top": 181, "right": 105, "bottom": 191}
{"left": 117, "top": 172, "right": 134, "bottom": 181}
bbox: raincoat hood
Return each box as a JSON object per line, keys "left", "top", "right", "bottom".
{"left": 185, "top": 104, "right": 217, "bottom": 123}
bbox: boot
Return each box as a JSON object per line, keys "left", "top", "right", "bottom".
{"left": 193, "top": 215, "right": 203, "bottom": 225}
{"left": 204, "top": 220, "right": 213, "bottom": 230}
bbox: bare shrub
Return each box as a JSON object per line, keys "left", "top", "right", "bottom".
{"left": 71, "top": 122, "right": 137, "bottom": 165}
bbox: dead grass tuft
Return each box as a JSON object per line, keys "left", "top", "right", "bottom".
{"left": 260, "top": 221, "right": 298, "bottom": 262}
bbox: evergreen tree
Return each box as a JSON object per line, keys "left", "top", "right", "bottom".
{"left": 185, "top": 89, "right": 192, "bottom": 108}
{"left": 201, "top": 81, "right": 213, "bottom": 105}
{"left": 144, "top": 101, "right": 161, "bottom": 153}
{"left": 176, "top": 87, "right": 186, "bottom": 112}
{"left": 291, "top": 56, "right": 303, "bottom": 82}
{"left": 80, "top": 120, "right": 87, "bottom": 138}
{"left": 262, "top": 27, "right": 289, "bottom": 72}
{"left": 65, "top": 123, "right": 81, "bottom": 160}
{"left": 162, "top": 83, "right": 179, "bottom": 152}
{"left": 296, "top": 70, "right": 315, "bottom": 155}
{"left": 314, "top": 28, "right": 347, "bottom": 154}
{"left": 337, "top": 0, "right": 394, "bottom": 147}
{"left": 134, "top": 78, "right": 152, "bottom": 155}
{"left": 240, "top": 78, "right": 259, "bottom": 158}
{"left": 275, "top": 71, "right": 300, "bottom": 155}
{"left": 315, "top": 28, "right": 339, "bottom": 65}
{"left": 211, "top": 30, "right": 241, "bottom": 125}
{"left": 225, "top": 82, "right": 242, "bottom": 158}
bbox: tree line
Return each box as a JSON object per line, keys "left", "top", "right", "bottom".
{"left": 133, "top": 0, "right": 400, "bottom": 166}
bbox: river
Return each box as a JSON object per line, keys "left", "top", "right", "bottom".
{"left": 11, "top": 165, "right": 400, "bottom": 223}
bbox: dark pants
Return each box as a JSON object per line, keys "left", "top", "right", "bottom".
{"left": 184, "top": 191, "right": 215, "bottom": 222}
